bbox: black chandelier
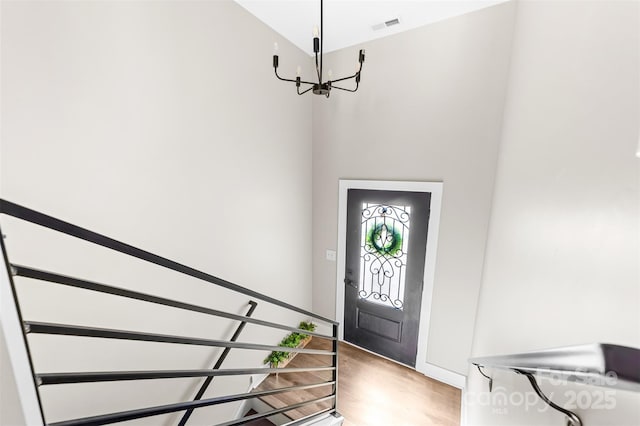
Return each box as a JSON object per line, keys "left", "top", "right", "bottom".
{"left": 272, "top": 0, "right": 365, "bottom": 98}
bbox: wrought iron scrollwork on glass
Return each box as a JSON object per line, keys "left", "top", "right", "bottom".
{"left": 358, "top": 203, "right": 411, "bottom": 310}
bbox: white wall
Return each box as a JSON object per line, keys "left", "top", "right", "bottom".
{"left": 312, "top": 1, "right": 516, "bottom": 375}
{"left": 467, "top": 1, "right": 640, "bottom": 425}
{"left": 0, "top": 1, "right": 313, "bottom": 424}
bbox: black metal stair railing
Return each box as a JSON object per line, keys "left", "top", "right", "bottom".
{"left": 0, "top": 199, "right": 340, "bottom": 426}
{"left": 178, "top": 300, "right": 258, "bottom": 426}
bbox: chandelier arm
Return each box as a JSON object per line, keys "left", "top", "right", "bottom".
{"left": 297, "top": 86, "right": 314, "bottom": 95}
{"left": 331, "top": 60, "right": 363, "bottom": 84}
{"left": 331, "top": 73, "right": 359, "bottom": 84}
{"left": 274, "top": 68, "right": 315, "bottom": 85}
{"left": 274, "top": 68, "right": 298, "bottom": 83}
{"left": 331, "top": 82, "right": 359, "bottom": 93}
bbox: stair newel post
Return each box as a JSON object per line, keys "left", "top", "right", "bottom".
{"left": 0, "top": 227, "right": 45, "bottom": 425}
{"left": 332, "top": 323, "right": 339, "bottom": 412}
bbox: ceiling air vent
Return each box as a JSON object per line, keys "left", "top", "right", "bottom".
{"left": 372, "top": 17, "right": 401, "bottom": 31}
{"left": 385, "top": 18, "right": 400, "bottom": 27}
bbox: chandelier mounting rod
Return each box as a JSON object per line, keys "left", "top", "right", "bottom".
{"left": 320, "top": 0, "right": 323, "bottom": 84}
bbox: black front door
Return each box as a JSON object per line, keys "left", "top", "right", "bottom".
{"left": 343, "top": 189, "right": 430, "bottom": 367}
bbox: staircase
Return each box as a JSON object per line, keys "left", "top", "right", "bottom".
{"left": 253, "top": 337, "right": 334, "bottom": 423}
{"left": 0, "top": 199, "right": 342, "bottom": 426}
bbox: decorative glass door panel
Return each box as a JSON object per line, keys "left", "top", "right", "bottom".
{"left": 344, "top": 189, "right": 430, "bottom": 367}
{"left": 359, "top": 203, "right": 411, "bottom": 310}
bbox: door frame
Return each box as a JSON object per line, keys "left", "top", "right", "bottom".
{"left": 335, "top": 179, "right": 443, "bottom": 378}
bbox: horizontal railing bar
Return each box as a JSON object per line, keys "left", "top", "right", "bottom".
{"left": 48, "top": 381, "right": 335, "bottom": 426}
{"left": 215, "top": 395, "right": 336, "bottom": 426}
{"left": 38, "top": 367, "right": 336, "bottom": 385}
{"left": 13, "top": 265, "right": 335, "bottom": 340}
{"left": 0, "top": 199, "right": 337, "bottom": 325}
{"left": 24, "top": 322, "right": 336, "bottom": 356}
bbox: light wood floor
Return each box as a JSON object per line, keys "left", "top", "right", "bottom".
{"left": 254, "top": 337, "right": 461, "bottom": 426}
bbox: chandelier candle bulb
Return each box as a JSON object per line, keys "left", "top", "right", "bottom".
{"left": 313, "top": 25, "right": 319, "bottom": 37}
{"left": 272, "top": 42, "right": 279, "bottom": 68}
{"left": 296, "top": 66, "right": 301, "bottom": 77}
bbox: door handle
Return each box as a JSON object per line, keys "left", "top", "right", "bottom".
{"left": 344, "top": 278, "right": 357, "bottom": 288}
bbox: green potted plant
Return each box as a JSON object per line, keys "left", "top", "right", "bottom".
{"left": 265, "top": 321, "right": 317, "bottom": 368}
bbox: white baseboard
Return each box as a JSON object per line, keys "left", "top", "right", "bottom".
{"left": 233, "top": 370, "right": 271, "bottom": 421}
{"left": 249, "top": 366, "right": 270, "bottom": 391}
{"left": 233, "top": 399, "right": 251, "bottom": 421}
{"left": 419, "top": 362, "right": 466, "bottom": 389}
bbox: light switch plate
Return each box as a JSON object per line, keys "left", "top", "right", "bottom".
{"left": 325, "top": 249, "right": 336, "bottom": 261}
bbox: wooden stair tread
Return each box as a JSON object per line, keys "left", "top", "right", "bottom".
{"left": 254, "top": 337, "right": 335, "bottom": 420}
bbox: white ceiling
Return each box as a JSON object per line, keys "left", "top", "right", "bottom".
{"left": 235, "top": 0, "right": 509, "bottom": 55}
